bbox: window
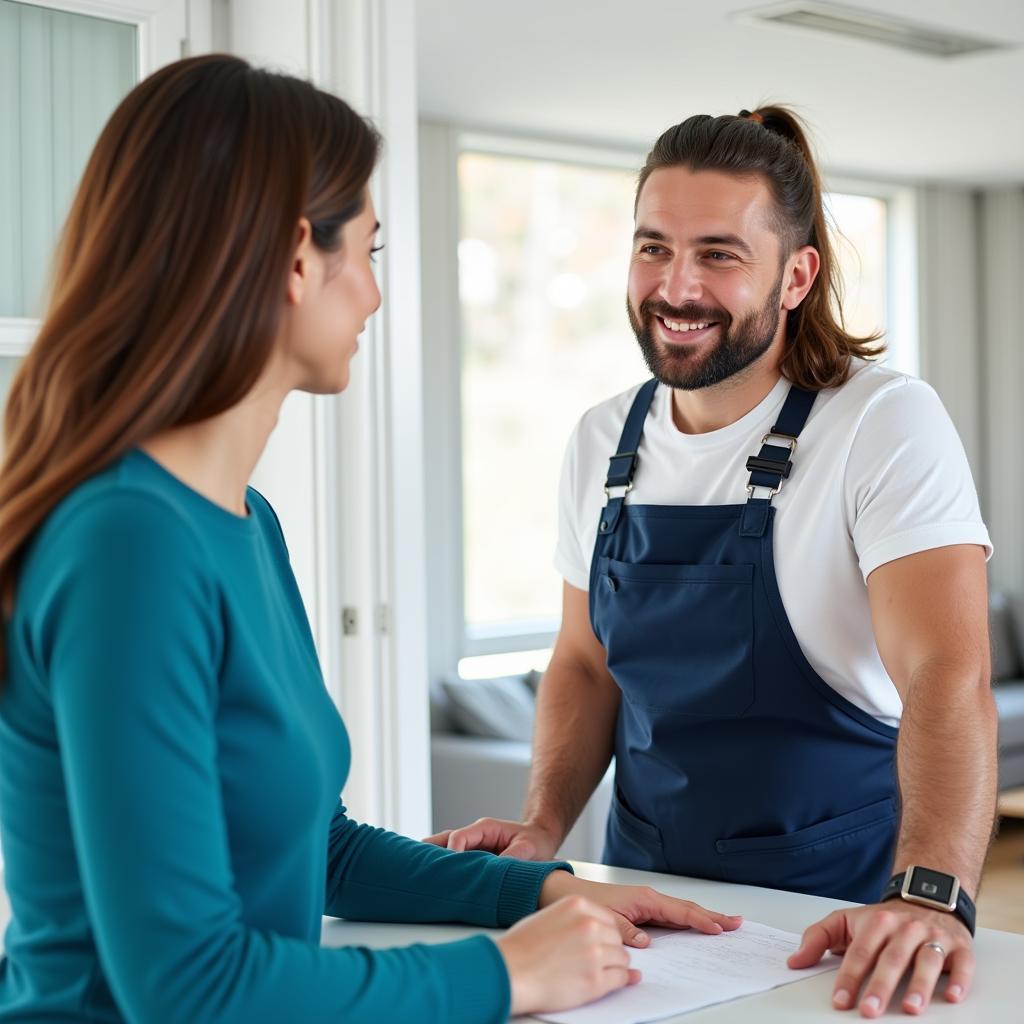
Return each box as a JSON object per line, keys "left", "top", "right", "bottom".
{"left": 827, "top": 192, "right": 888, "bottom": 341}
{"left": 451, "top": 140, "right": 915, "bottom": 674}
{"left": 458, "top": 147, "right": 647, "bottom": 657}
{"left": 825, "top": 185, "right": 922, "bottom": 381}
{"left": 0, "top": 1, "right": 138, "bottom": 322}
{"left": 0, "top": 0, "right": 143, "bottom": 450}
{"left": 0, "top": 0, "right": 184, "bottom": 410}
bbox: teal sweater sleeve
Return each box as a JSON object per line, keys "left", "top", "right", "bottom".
{"left": 323, "top": 804, "right": 572, "bottom": 927}
{"left": 15, "top": 488, "right": 561, "bottom": 1023}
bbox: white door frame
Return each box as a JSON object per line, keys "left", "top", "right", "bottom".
{"left": 322, "top": 0, "right": 431, "bottom": 838}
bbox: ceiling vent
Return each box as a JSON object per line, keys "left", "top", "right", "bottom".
{"left": 739, "top": 2, "right": 1008, "bottom": 58}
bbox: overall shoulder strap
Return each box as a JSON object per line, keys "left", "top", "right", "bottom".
{"left": 599, "top": 378, "right": 658, "bottom": 536}
{"left": 740, "top": 384, "right": 818, "bottom": 538}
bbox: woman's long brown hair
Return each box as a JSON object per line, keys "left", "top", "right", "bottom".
{"left": 635, "top": 104, "right": 884, "bottom": 390}
{"left": 0, "top": 55, "right": 380, "bottom": 677}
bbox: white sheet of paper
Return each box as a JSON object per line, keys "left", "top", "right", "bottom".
{"left": 537, "top": 920, "right": 840, "bottom": 1024}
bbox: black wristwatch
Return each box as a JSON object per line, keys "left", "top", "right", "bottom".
{"left": 881, "top": 866, "right": 976, "bottom": 937}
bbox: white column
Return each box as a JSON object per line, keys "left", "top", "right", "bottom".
{"left": 229, "top": 0, "right": 323, "bottom": 645}
{"left": 418, "top": 120, "right": 465, "bottom": 691}
{"left": 227, "top": 0, "right": 309, "bottom": 73}
{"left": 916, "top": 187, "right": 983, "bottom": 480}
{"left": 327, "top": 0, "right": 432, "bottom": 837}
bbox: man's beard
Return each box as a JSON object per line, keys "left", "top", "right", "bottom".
{"left": 627, "top": 274, "right": 785, "bottom": 391}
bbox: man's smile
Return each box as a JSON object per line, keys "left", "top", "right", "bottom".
{"left": 655, "top": 316, "right": 719, "bottom": 344}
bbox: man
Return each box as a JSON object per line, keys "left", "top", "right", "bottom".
{"left": 427, "top": 106, "right": 996, "bottom": 1018}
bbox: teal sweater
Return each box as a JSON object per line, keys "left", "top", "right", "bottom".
{"left": 0, "top": 450, "right": 567, "bottom": 1022}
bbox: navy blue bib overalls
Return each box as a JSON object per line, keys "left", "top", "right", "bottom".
{"left": 590, "top": 379, "right": 900, "bottom": 903}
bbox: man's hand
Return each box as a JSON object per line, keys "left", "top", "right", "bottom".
{"left": 788, "top": 901, "right": 973, "bottom": 1017}
{"left": 422, "top": 817, "right": 561, "bottom": 860}
{"left": 539, "top": 870, "right": 743, "bottom": 948}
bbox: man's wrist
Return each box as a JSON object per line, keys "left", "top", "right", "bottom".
{"left": 523, "top": 809, "right": 567, "bottom": 845}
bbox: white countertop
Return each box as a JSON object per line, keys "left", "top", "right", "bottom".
{"left": 320, "top": 861, "right": 1024, "bottom": 1022}
{"left": 2, "top": 863, "right": 1020, "bottom": 1020}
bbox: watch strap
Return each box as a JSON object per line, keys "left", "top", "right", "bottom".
{"left": 882, "top": 870, "right": 976, "bottom": 937}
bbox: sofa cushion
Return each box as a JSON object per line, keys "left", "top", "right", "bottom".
{"left": 995, "top": 683, "right": 1024, "bottom": 748}
{"left": 1008, "top": 593, "right": 1024, "bottom": 669}
{"left": 440, "top": 673, "right": 537, "bottom": 742}
{"left": 523, "top": 668, "right": 543, "bottom": 695}
{"left": 990, "top": 592, "right": 1022, "bottom": 682}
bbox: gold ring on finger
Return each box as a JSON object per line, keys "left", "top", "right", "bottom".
{"left": 921, "top": 941, "right": 946, "bottom": 958}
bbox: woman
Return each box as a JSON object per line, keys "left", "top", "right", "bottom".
{"left": 0, "top": 55, "right": 739, "bottom": 1022}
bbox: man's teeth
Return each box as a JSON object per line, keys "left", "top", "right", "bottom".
{"left": 663, "top": 319, "right": 713, "bottom": 332}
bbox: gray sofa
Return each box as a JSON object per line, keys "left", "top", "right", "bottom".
{"left": 431, "top": 734, "right": 613, "bottom": 862}
{"left": 991, "top": 591, "right": 1024, "bottom": 788}
{"left": 431, "top": 591, "right": 1024, "bottom": 864}
{"left": 429, "top": 671, "right": 612, "bottom": 861}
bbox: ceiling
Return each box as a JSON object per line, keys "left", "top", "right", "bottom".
{"left": 416, "top": 0, "right": 1024, "bottom": 186}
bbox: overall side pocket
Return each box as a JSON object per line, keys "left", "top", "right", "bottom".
{"left": 715, "top": 798, "right": 899, "bottom": 901}
{"left": 603, "top": 787, "right": 669, "bottom": 874}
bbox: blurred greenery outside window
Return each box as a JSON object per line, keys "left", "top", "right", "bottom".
{"left": 457, "top": 150, "right": 890, "bottom": 676}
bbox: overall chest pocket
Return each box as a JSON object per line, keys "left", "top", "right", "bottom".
{"left": 593, "top": 556, "right": 755, "bottom": 717}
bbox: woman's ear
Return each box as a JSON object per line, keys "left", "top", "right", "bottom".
{"left": 286, "top": 217, "right": 314, "bottom": 306}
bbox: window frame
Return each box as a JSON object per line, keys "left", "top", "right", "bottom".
{"left": 428, "top": 131, "right": 918, "bottom": 673}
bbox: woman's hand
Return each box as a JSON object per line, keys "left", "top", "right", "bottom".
{"left": 539, "top": 870, "right": 743, "bottom": 948}
{"left": 495, "top": 896, "right": 640, "bottom": 1015}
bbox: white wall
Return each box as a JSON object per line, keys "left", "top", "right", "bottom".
{"left": 980, "top": 189, "right": 1024, "bottom": 594}
{"left": 916, "top": 188, "right": 983, "bottom": 477}
{"left": 916, "top": 185, "right": 1024, "bottom": 597}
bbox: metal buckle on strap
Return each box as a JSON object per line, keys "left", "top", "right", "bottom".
{"left": 604, "top": 480, "right": 634, "bottom": 500}
{"left": 760, "top": 431, "right": 798, "bottom": 454}
{"left": 745, "top": 431, "right": 798, "bottom": 500}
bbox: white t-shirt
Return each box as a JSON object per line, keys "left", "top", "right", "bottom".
{"left": 554, "top": 359, "right": 992, "bottom": 726}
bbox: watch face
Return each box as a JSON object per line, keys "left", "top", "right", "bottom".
{"left": 909, "top": 868, "right": 955, "bottom": 905}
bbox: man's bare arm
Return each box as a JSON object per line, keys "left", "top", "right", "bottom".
{"left": 522, "top": 581, "right": 621, "bottom": 843}
{"left": 790, "top": 544, "right": 997, "bottom": 1017}
{"left": 870, "top": 544, "right": 997, "bottom": 893}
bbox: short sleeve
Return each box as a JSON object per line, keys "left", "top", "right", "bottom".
{"left": 844, "top": 378, "right": 992, "bottom": 580}
{"left": 552, "top": 420, "right": 591, "bottom": 591}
